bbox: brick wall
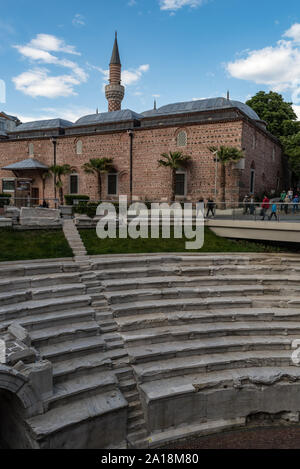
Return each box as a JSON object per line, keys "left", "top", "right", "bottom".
{"left": 0, "top": 118, "right": 283, "bottom": 205}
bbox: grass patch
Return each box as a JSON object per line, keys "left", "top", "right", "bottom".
{"left": 0, "top": 228, "right": 73, "bottom": 262}
{"left": 79, "top": 227, "right": 284, "bottom": 255}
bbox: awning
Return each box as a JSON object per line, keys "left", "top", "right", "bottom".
{"left": 2, "top": 158, "right": 49, "bottom": 171}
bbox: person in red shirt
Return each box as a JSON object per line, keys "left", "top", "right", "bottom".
{"left": 261, "top": 195, "right": 270, "bottom": 220}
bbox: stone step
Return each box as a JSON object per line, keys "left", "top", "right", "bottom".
{"left": 112, "top": 297, "right": 252, "bottom": 318}
{"left": 0, "top": 272, "right": 81, "bottom": 293}
{"left": 128, "top": 419, "right": 146, "bottom": 432}
{"left": 96, "top": 312, "right": 114, "bottom": 322}
{"left": 127, "top": 334, "right": 296, "bottom": 365}
{"left": 116, "top": 308, "right": 300, "bottom": 332}
{"left": 140, "top": 366, "right": 300, "bottom": 404}
{"left": 0, "top": 262, "right": 77, "bottom": 279}
{"left": 147, "top": 418, "right": 245, "bottom": 449}
{"left": 14, "top": 307, "right": 96, "bottom": 332}
{"left": 0, "top": 283, "right": 86, "bottom": 307}
{"left": 127, "top": 428, "right": 148, "bottom": 446}
{"left": 133, "top": 349, "right": 293, "bottom": 383}
{"left": 102, "top": 274, "right": 300, "bottom": 292}
{"left": 119, "top": 379, "right": 136, "bottom": 392}
{"left": 26, "top": 390, "right": 127, "bottom": 444}
{"left": 125, "top": 390, "right": 140, "bottom": 403}
{"left": 114, "top": 367, "right": 133, "bottom": 381}
{"left": 0, "top": 295, "right": 91, "bottom": 323}
{"left": 38, "top": 335, "right": 106, "bottom": 363}
{"left": 30, "top": 320, "right": 100, "bottom": 347}
{"left": 105, "top": 285, "right": 279, "bottom": 305}
{"left": 122, "top": 321, "right": 300, "bottom": 348}
{"left": 101, "top": 323, "right": 119, "bottom": 333}
{"left": 52, "top": 348, "right": 127, "bottom": 383}
{"left": 47, "top": 371, "right": 117, "bottom": 411}
{"left": 106, "top": 340, "right": 124, "bottom": 350}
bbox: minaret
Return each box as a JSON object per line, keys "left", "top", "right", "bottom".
{"left": 105, "top": 32, "right": 125, "bottom": 112}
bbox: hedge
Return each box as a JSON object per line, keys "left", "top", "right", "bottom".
{"left": 0, "top": 193, "right": 12, "bottom": 208}
{"left": 64, "top": 195, "right": 90, "bottom": 206}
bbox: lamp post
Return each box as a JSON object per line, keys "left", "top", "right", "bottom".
{"left": 51, "top": 137, "right": 57, "bottom": 208}
{"left": 213, "top": 150, "right": 219, "bottom": 202}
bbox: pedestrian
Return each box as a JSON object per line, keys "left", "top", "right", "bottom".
{"left": 288, "top": 188, "right": 294, "bottom": 201}
{"left": 269, "top": 202, "right": 278, "bottom": 221}
{"left": 293, "top": 194, "right": 299, "bottom": 214}
{"left": 206, "top": 199, "right": 215, "bottom": 218}
{"left": 249, "top": 195, "right": 256, "bottom": 215}
{"left": 280, "top": 190, "right": 287, "bottom": 211}
{"left": 284, "top": 194, "right": 290, "bottom": 215}
{"left": 243, "top": 194, "right": 250, "bottom": 214}
{"left": 260, "top": 195, "right": 270, "bottom": 220}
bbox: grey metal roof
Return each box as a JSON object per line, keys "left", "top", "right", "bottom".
{"left": 0, "top": 131, "right": 7, "bottom": 138}
{"left": 142, "top": 97, "right": 261, "bottom": 121}
{"left": 110, "top": 32, "right": 121, "bottom": 65}
{"left": 11, "top": 118, "right": 73, "bottom": 132}
{"left": 2, "top": 158, "right": 49, "bottom": 171}
{"left": 0, "top": 111, "right": 20, "bottom": 123}
{"left": 74, "top": 109, "right": 143, "bottom": 126}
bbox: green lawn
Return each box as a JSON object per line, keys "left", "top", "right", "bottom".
{"left": 79, "top": 227, "right": 283, "bottom": 255}
{"left": 0, "top": 228, "right": 73, "bottom": 262}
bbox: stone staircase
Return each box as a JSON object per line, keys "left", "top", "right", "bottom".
{"left": 93, "top": 253, "right": 300, "bottom": 447}
{"left": 2, "top": 253, "right": 300, "bottom": 448}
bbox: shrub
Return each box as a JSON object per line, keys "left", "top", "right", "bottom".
{"left": 64, "top": 195, "right": 90, "bottom": 206}
{"left": 0, "top": 193, "right": 11, "bottom": 208}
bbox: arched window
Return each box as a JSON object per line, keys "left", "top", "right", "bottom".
{"left": 29, "top": 143, "right": 34, "bottom": 156}
{"left": 177, "top": 131, "right": 187, "bottom": 147}
{"left": 76, "top": 140, "right": 83, "bottom": 155}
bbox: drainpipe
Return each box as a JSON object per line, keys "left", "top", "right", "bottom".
{"left": 128, "top": 130, "right": 134, "bottom": 204}
{"left": 51, "top": 137, "right": 57, "bottom": 207}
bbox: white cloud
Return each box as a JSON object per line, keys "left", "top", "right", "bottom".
{"left": 13, "top": 34, "right": 87, "bottom": 98}
{"left": 41, "top": 106, "right": 96, "bottom": 122}
{"left": 159, "top": 0, "right": 205, "bottom": 11}
{"left": 72, "top": 14, "right": 86, "bottom": 27}
{"left": 284, "top": 23, "right": 300, "bottom": 43}
{"left": 28, "top": 34, "right": 80, "bottom": 55}
{"left": 90, "top": 63, "right": 149, "bottom": 88}
{"left": 226, "top": 24, "right": 300, "bottom": 104}
{"left": 13, "top": 68, "right": 81, "bottom": 98}
{"left": 293, "top": 105, "right": 300, "bottom": 120}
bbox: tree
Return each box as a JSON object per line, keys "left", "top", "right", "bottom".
{"left": 246, "top": 91, "right": 300, "bottom": 184}
{"left": 209, "top": 146, "right": 244, "bottom": 207}
{"left": 246, "top": 91, "right": 299, "bottom": 138}
{"left": 82, "top": 158, "right": 114, "bottom": 201}
{"left": 49, "top": 164, "right": 75, "bottom": 205}
{"left": 158, "top": 151, "right": 191, "bottom": 202}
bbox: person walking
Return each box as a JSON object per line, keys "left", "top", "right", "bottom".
{"left": 261, "top": 195, "right": 270, "bottom": 221}
{"left": 243, "top": 194, "right": 250, "bottom": 215}
{"left": 269, "top": 202, "right": 278, "bottom": 221}
{"left": 249, "top": 195, "right": 256, "bottom": 215}
{"left": 284, "top": 194, "right": 290, "bottom": 215}
{"left": 280, "top": 190, "right": 287, "bottom": 211}
{"left": 206, "top": 199, "right": 215, "bottom": 218}
{"left": 293, "top": 194, "right": 299, "bottom": 214}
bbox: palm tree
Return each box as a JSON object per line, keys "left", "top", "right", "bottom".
{"left": 49, "top": 164, "right": 75, "bottom": 205}
{"left": 158, "top": 151, "right": 191, "bottom": 202}
{"left": 209, "top": 146, "right": 244, "bottom": 207}
{"left": 82, "top": 158, "right": 114, "bottom": 201}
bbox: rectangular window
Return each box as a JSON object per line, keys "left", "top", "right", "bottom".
{"left": 107, "top": 174, "right": 118, "bottom": 196}
{"left": 70, "top": 175, "right": 79, "bottom": 194}
{"left": 2, "top": 179, "right": 15, "bottom": 192}
{"left": 175, "top": 173, "right": 186, "bottom": 197}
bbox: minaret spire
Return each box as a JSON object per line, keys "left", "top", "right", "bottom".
{"left": 105, "top": 32, "right": 125, "bottom": 112}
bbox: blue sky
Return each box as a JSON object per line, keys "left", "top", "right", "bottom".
{"left": 1, "top": 0, "right": 300, "bottom": 122}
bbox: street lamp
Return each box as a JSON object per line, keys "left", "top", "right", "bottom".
{"left": 213, "top": 150, "right": 219, "bottom": 201}
{"left": 51, "top": 137, "right": 57, "bottom": 207}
